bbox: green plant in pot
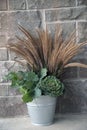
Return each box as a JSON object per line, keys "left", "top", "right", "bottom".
{"left": 5, "top": 24, "right": 87, "bottom": 126}
{"left": 6, "top": 68, "right": 64, "bottom": 103}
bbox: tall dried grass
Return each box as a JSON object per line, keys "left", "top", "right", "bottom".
{"left": 7, "top": 24, "right": 87, "bottom": 77}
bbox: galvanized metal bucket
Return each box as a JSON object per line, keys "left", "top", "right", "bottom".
{"left": 27, "top": 95, "right": 56, "bottom": 126}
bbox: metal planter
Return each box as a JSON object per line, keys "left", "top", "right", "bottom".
{"left": 27, "top": 95, "right": 56, "bottom": 126}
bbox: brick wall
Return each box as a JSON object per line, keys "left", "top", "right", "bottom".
{"left": 0, "top": 0, "right": 87, "bottom": 117}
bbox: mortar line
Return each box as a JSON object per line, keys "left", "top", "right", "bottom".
{"left": 41, "top": 9, "right": 46, "bottom": 30}
{"left": 76, "top": 0, "right": 78, "bottom": 6}
{"left": 0, "top": 5, "right": 87, "bottom": 12}
{"left": 0, "top": 59, "right": 25, "bottom": 63}
{"left": 0, "top": 95, "right": 22, "bottom": 98}
{"left": 43, "top": 6, "right": 87, "bottom": 10}
{"left": 46, "top": 20, "right": 87, "bottom": 24}
{"left": 25, "top": 0, "right": 28, "bottom": 10}
{"left": 8, "top": 49, "right": 12, "bottom": 61}
{"left": 0, "top": 83, "right": 12, "bottom": 86}
{"left": 7, "top": 0, "right": 9, "bottom": 11}
{"left": 63, "top": 78, "right": 87, "bottom": 82}
{"left": 76, "top": 21, "right": 79, "bottom": 42}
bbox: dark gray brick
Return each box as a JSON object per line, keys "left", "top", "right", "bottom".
{"left": 27, "top": 0, "right": 75, "bottom": 9}
{"left": 56, "top": 80, "right": 87, "bottom": 113}
{"left": 73, "top": 46, "right": 87, "bottom": 62}
{"left": 46, "top": 9, "right": 72, "bottom": 22}
{"left": 75, "top": 22, "right": 87, "bottom": 58}
{"left": 47, "top": 22, "right": 76, "bottom": 40}
{"left": 77, "top": 0, "right": 87, "bottom": 6}
{"left": 0, "top": 96, "right": 28, "bottom": 117}
{"left": 76, "top": 46, "right": 87, "bottom": 60}
{"left": 7, "top": 11, "right": 42, "bottom": 37}
{"left": 61, "top": 67, "right": 78, "bottom": 80}
{"left": 0, "top": 0, "right": 7, "bottom": 11}
{"left": 0, "top": 84, "right": 8, "bottom": 96}
{"left": 61, "top": 22, "right": 76, "bottom": 40}
{"left": 45, "top": 7, "right": 87, "bottom": 22}
{"left": 9, "top": 0, "right": 26, "bottom": 10}
{"left": 0, "top": 49, "right": 8, "bottom": 61}
{"left": 78, "top": 22, "right": 87, "bottom": 43}
{"left": 78, "top": 59, "right": 87, "bottom": 78}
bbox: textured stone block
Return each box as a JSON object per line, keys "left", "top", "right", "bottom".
{"left": 0, "top": 62, "right": 8, "bottom": 82}
{"left": 77, "top": 0, "right": 87, "bottom": 6}
{"left": 61, "top": 22, "right": 76, "bottom": 40}
{"left": 8, "top": 87, "right": 21, "bottom": 96}
{"left": 0, "top": 48, "right": 8, "bottom": 61}
{"left": 0, "top": 61, "right": 25, "bottom": 83}
{"left": 27, "top": 0, "right": 75, "bottom": 9}
{"left": 76, "top": 46, "right": 87, "bottom": 61}
{"left": 79, "top": 68, "right": 87, "bottom": 78}
{"left": 0, "top": 34, "right": 7, "bottom": 47}
{"left": 0, "top": 12, "right": 8, "bottom": 33}
{"left": 47, "top": 22, "right": 76, "bottom": 40}
{"left": 75, "top": 43, "right": 87, "bottom": 59}
{"left": 78, "top": 22, "right": 87, "bottom": 43}
{"left": 0, "top": 0, "right": 7, "bottom": 11}
{"left": 9, "top": 50, "right": 23, "bottom": 60}
{"left": 0, "top": 96, "right": 28, "bottom": 117}
{"left": 4, "top": 61, "right": 26, "bottom": 72}
{"left": 0, "top": 84, "right": 8, "bottom": 96}
{"left": 7, "top": 11, "right": 42, "bottom": 37}
{"left": 78, "top": 59, "right": 87, "bottom": 78}
{"left": 9, "top": 0, "right": 26, "bottom": 10}
{"left": 76, "top": 21, "right": 87, "bottom": 58}
{"left": 61, "top": 67, "right": 78, "bottom": 80}
{"left": 45, "top": 7, "right": 87, "bottom": 22}
{"left": 56, "top": 80, "right": 87, "bottom": 113}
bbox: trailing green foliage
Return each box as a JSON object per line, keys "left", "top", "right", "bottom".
{"left": 6, "top": 70, "right": 39, "bottom": 102}
{"left": 5, "top": 68, "right": 64, "bottom": 103}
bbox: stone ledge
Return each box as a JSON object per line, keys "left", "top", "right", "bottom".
{"left": 0, "top": 114, "right": 87, "bottom": 130}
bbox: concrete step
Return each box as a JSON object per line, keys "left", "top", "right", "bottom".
{"left": 0, "top": 114, "right": 87, "bottom": 130}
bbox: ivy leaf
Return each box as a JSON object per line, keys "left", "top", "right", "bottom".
{"left": 23, "top": 81, "right": 34, "bottom": 89}
{"left": 40, "top": 68, "right": 47, "bottom": 79}
{"left": 19, "top": 87, "right": 27, "bottom": 94}
{"left": 17, "top": 71, "right": 24, "bottom": 80}
{"left": 5, "top": 72, "right": 18, "bottom": 80}
{"left": 22, "top": 92, "right": 33, "bottom": 103}
{"left": 24, "top": 71, "right": 39, "bottom": 82}
{"left": 34, "top": 88, "right": 41, "bottom": 98}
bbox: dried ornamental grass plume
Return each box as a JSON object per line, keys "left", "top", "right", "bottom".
{"left": 6, "top": 24, "right": 87, "bottom": 78}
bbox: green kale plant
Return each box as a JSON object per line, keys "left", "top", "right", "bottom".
{"left": 37, "top": 76, "right": 64, "bottom": 97}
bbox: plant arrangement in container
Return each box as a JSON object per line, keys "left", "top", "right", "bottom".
{"left": 5, "top": 24, "right": 87, "bottom": 126}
